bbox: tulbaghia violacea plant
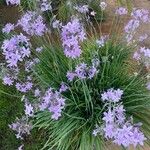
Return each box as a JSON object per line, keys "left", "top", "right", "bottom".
{"left": 32, "top": 16, "right": 150, "bottom": 149}
{"left": 1, "top": 2, "right": 150, "bottom": 150}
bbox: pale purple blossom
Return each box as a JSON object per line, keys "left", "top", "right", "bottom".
{"left": 94, "top": 92, "right": 146, "bottom": 148}
{"left": 2, "top": 23, "right": 15, "bottom": 34}
{"left": 59, "top": 82, "right": 68, "bottom": 93}
{"left": 17, "top": 11, "right": 47, "bottom": 36}
{"left": 1, "top": 33, "right": 31, "bottom": 67}
{"left": 66, "top": 71, "right": 76, "bottom": 81}
{"left": 6, "top": 0, "right": 20, "bottom": 5}
{"left": 67, "top": 61, "right": 99, "bottom": 81}
{"left": 88, "top": 66, "right": 98, "bottom": 79}
{"left": 131, "top": 8, "right": 150, "bottom": 23}
{"left": 16, "top": 81, "right": 33, "bottom": 93}
{"left": 75, "top": 63, "right": 87, "bottom": 79}
{"left": 2, "top": 75, "right": 14, "bottom": 86}
{"left": 61, "top": 18, "right": 86, "bottom": 58}
{"left": 25, "top": 103, "right": 34, "bottom": 117}
{"left": 9, "top": 116, "right": 32, "bottom": 139}
{"left": 101, "top": 88, "right": 123, "bottom": 103}
{"left": 124, "top": 19, "right": 140, "bottom": 34}
{"left": 94, "top": 103, "right": 146, "bottom": 147}
{"left": 40, "top": 88, "right": 66, "bottom": 120}
{"left": 116, "top": 7, "right": 128, "bottom": 15}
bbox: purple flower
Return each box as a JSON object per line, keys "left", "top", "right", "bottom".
{"left": 114, "top": 125, "right": 133, "bottom": 147}
{"left": 94, "top": 100, "right": 146, "bottom": 147}
{"left": 61, "top": 18, "right": 86, "bottom": 58}
{"left": 59, "top": 82, "right": 68, "bottom": 93}
{"left": 67, "top": 61, "right": 99, "bottom": 81}
{"left": 115, "top": 7, "right": 128, "bottom": 15}
{"left": 6, "top": 0, "right": 20, "bottom": 5}
{"left": 2, "top": 76, "right": 14, "bottom": 86}
{"left": 101, "top": 88, "right": 123, "bottom": 103}
{"left": 102, "top": 109, "right": 114, "bottom": 123}
{"left": 16, "top": 81, "right": 33, "bottom": 93}
{"left": 9, "top": 116, "right": 32, "bottom": 139}
{"left": 66, "top": 71, "right": 76, "bottom": 81}
{"left": 39, "top": 88, "right": 66, "bottom": 120}
{"left": 2, "top": 33, "right": 31, "bottom": 67}
{"left": 2, "top": 23, "right": 15, "bottom": 34}
{"left": 103, "top": 123, "right": 116, "bottom": 139}
{"left": 88, "top": 66, "right": 98, "bottom": 79}
{"left": 131, "top": 8, "right": 150, "bottom": 23}
{"left": 75, "top": 63, "right": 87, "bottom": 79}
{"left": 25, "top": 103, "right": 34, "bottom": 117}
{"left": 124, "top": 19, "right": 140, "bottom": 34}
{"left": 17, "top": 11, "right": 47, "bottom": 36}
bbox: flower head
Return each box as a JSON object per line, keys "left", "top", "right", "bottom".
{"left": 2, "top": 23, "right": 15, "bottom": 34}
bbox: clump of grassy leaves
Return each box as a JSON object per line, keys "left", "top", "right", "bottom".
{"left": 33, "top": 35, "right": 150, "bottom": 149}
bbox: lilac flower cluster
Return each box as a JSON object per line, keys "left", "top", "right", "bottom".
{"left": 6, "top": 0, "right": 20, "bottom": 5}
{"left": 25, "top": 102, "right": 34, "bottom": 117}
{"left": 93, "top": 88, "right": 146, "bottom": 147}
{"left": 17, "top": 11, "right": 47, "bottom": 36}
{"left": 2, "top": 75, "right": 14, "bottom": 86}
{"left": 101, "top": 88, "right": 123, "bottom": 103}
{"left": 133, "top": 47, "right": 150, "bottom": 67}
{"left": 2, "top": 33, "right": 31, "bottom": 67}
{"left": 124, "top": 8, "right": 149, "bottom": 43}
{"left": 2, "top": 23, "right": 15, "bottom": 34}
{"left": 131, "top": 8, "right": 150, "bottom": 23}
{"left": 61, "top": 18, "right": 86, "bottom": 58}
{"left": 39, "top": 88, "right": 66, "bottom": 120}
{"left": 67, "top": 61, "right": 99, "bottom": 81}
{"left": 16, "top": 81, "right": 33, "bottom": 93}
{"left": 9, "top": 116, "right": 32, "bottom": 139}
{"left": 115, "top": 7, "right": 128, "bottom": 15}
